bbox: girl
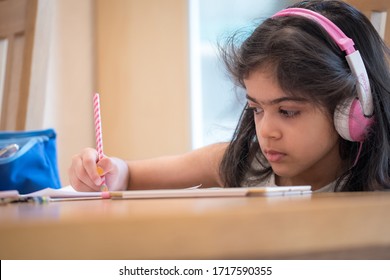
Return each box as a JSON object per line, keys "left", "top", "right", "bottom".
{"left": 69, "top": 0, "right": 390, "bottom": 192}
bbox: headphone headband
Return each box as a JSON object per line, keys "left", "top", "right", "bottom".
{"left": 272, "top": 8, "right": 373, "bottom": 117}
{"left": 273, "top": 8, "right": 356, "bottom": 54}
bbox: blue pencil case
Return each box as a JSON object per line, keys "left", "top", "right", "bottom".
{"left": 0, "top": 129, "right": 62, "bottom": 194}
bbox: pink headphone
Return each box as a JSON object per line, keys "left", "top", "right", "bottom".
{"left": 273, "top": 8, "right": 374, "bottom": 142}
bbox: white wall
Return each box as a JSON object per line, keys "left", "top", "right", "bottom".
{"left": 28, "top": 0, "right": 95, "bottom": 186}
{"left": 96, "top": 0, "right": 191, "bottom": 161}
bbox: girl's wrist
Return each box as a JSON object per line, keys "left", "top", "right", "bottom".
{"left": 111, "top": 157, "right": 130, "bottom": 191}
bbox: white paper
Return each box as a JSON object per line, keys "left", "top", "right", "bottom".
{"left": 17, "top": 185, "right": 312, "bottom": 200}
{"left": 20, "top": 185, "right": 102, "bottom": 198}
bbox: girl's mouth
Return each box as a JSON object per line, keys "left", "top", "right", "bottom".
{"left": 264, "top": 150, "right": 286, "bottom": 163}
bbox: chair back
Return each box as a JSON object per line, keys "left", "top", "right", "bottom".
{"left": 346, "top": 0, "right": 390, "bottom": 45}
{"left": 0, "top": 0, "right": 38, "bottom": 130}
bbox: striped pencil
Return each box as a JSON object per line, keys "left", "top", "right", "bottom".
{"left": 93, "top": 93, "right": 108, "bottom": 192}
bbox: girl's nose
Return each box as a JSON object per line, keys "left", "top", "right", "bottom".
{"left": 257, "top": 114, "right": 282, "bottom": 140}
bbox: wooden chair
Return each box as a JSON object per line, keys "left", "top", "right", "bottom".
{"left": 346, "top": 0, "right": 390, "bottom": 45}
{"left": 0, "top": 0, "right": 38, "bottom": 130}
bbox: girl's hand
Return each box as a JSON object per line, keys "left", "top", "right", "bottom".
{"left": 68, "top": 148, "right": 129, "bottom": 192}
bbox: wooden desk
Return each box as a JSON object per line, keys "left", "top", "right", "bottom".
{"left": 1, "top": 192, "right": 390, "bottom": 259}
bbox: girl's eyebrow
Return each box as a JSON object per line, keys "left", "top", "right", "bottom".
{"left": 246, "top": 94, "right": 307, "bottom": 105}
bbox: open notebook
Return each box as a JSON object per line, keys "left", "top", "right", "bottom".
{"left": 0, "top": 185, "right": 312, "bottom": 201}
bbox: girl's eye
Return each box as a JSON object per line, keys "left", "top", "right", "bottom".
{"left": 246, "top": 106, "right": 263, "bottom": 115}
{"left": 279, "top": 109, "right": 300, "bottom": 118}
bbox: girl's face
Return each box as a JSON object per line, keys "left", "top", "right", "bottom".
{"left": 244, "top": 69, "right": 344, "bottom": 190}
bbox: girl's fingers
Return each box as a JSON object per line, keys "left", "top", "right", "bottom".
{"left": 69, "top": 149, "right": 101, "bottom": 191}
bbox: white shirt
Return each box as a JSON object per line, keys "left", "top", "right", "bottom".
{"left": 262, "top": 173, "right": 336, "bottom": 192}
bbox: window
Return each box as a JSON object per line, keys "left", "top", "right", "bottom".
{"left": 189, "top": 0, "right": 297, "bottom": 148}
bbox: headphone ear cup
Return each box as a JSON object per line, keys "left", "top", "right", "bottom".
{"left": 334, "top": 98, "right": 374, "bottom": 142}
